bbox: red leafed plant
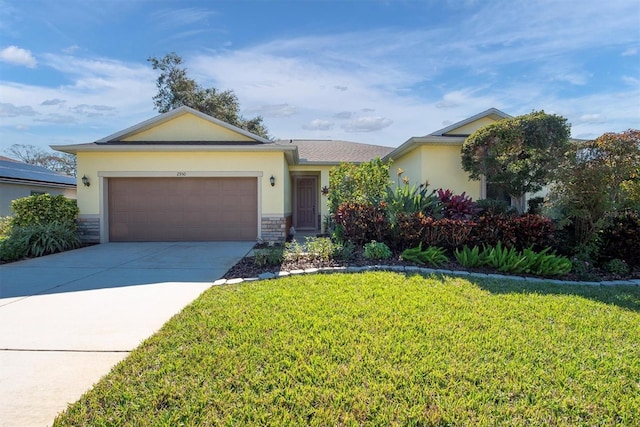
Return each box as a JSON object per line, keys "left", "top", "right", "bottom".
{"left": 437, "top": 189, "right": 481, "bottom": 220}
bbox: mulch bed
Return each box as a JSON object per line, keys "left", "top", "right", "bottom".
{"left": 223, "top": 245, "right": 639, "bottom": 281}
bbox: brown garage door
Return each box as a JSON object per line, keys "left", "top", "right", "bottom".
{"left": 108, "top": 177, "right": 257, "bottom": 241}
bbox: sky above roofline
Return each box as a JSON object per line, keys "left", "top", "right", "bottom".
{"left": 0, "top": 0, "right": 638, "bottom": 153}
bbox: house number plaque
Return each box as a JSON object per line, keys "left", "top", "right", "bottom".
{"left": 176, "top": 172, "right": 187, "bottom": 177}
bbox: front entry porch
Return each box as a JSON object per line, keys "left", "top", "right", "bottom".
{"left": 292, "top": 175, "right": 319, "bottom": 232}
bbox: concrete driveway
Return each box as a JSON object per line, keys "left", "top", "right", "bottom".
{"left": 0, "top": 241, "right": 254, "bottom": 427}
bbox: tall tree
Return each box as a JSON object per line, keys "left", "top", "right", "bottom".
{"left": 461, "top": 110, "right": 571, "bottom": 212}
{"left": 4, "top": 144, "right": 76, "bottom": 177}
{"left": 148, "top": 52, "right": 270, "bottom": 138}
{"left": 546, "top": 129, "right": 640, "bottom": 256}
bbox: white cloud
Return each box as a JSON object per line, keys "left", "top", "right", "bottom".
{"left": 303, "top": 119, "right": 334, "bottom": 131}
{"left": 246, "top": 104, "right": 297, "bottom": 118}
{"left": 342, "top": 116, "right": 393, "bottom": 133}
{"left": 0, "top": 102, "right": 37, "bottom": 117}
{"left": 579, "top": 113, "right": 607, "bottom": 124}
{"left": 41, "top": 98, "right": 66, "bottom": 106}
{"left": 0, "top": 45, "right": 37, "bottom": 68}
{"left": 62, "top": 44, "right": 80, "bottom": 54}
{"left": 622, "top": 47, "right": 638, "bottom": 56}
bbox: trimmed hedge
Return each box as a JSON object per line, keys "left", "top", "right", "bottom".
{"left": 11, "top": 194, "right": 79, "bottom": 227}
{"left": 334, "top": 202, "right": 556, "bottom": 252}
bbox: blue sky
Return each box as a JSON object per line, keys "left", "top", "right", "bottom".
{"left": 1, "top": 0, "right": 638, "bottom": 153}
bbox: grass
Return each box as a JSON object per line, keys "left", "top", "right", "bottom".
{"left": 54, "top": 272, "right": 640, "bottom": 426}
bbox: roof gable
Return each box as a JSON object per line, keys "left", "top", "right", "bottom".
{"left": 97, "top": 106, "right": 270, "bottom": 143}
{"left": 430, "top": 108, "right": 511, "bottom": 136}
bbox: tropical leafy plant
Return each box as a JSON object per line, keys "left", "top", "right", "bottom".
{"left": 0, "top": 222, "right": 80, "bottom": 261}
{"left": 437, "top": 189, "right": 481, "bottom": 219}
{"left": 384, "top": 181, "right": 442, "bottom": 222}
{"left": 400, "top": 243, "right": 449, "bottom": 268}
{"left": 454, "top": 245, "right": 486, "bottom": 268}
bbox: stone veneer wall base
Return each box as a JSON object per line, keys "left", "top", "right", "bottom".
{"left": 261, "top": 216, "right": 287, "bottom": 243}
{"left": 77, "top": 217, "right": 100, "bottom": 244}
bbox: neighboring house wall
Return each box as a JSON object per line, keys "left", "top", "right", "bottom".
{"left": 0, "top": 182, "right": 77, "bottom": 217}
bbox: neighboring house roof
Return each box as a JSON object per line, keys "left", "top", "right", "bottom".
{"left": 274, "top": 139, "right": 394, "bottom": 164}
{"left": 383, "top": 107, "right": 511, "bottom": 161}
{"left": 0, "top": 156, "right": 76, "bottom": 187}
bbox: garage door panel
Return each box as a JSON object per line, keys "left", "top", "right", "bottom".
{"left": 109, "top": 177, "right": 257, "bottom": 241}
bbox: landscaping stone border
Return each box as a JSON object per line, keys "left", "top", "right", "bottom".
{"left": 214, "top": 265, "right": 640, "bottom": 287}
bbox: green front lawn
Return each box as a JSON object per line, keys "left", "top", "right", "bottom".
{"left": 55, "top": 273, "right": 640, "bottom": 426}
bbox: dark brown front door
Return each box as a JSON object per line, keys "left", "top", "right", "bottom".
{"left": 295, "top": 177, "right": 317, "bottom": 230}
{"left": 108, "top": 177, "right": 257, "bottom": 241}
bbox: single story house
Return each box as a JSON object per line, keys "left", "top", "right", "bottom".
{"left": 0, "top": 156, "right": 77, "bottom": 217}
{"left": 52, "top": 106, "right": 518, "bottom": 244}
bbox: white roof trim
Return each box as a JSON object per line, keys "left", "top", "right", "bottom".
{"left": 95, "top": 106, "right": 271, "bottom": 143}
{"left": 429, "top": 107, "right": 511, "bottom": 136}
{"left": 51, "top": 143, "right": 299, "bottom": 164}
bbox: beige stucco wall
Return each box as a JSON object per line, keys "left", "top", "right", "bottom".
{"left": 76, "top": 151, "right": 287, "bottom": 216}
{"left": 122, "top": 114, "right": 254, "bottom": 142}
{"left": 0, "top": 183, "right": 76, "bottom": 217}
{"left": 392, "top": 145, "right": 481, "bottom": 199}
{"left": 446, "top": 116, "right": 497, "bottom": 135}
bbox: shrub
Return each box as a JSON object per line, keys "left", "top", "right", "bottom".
{"left": 437, "top": 189, "right": 480, "bottom": 219}
{"left": 363, "top": 241, "right": 392, "bottom": 260}
{"left": 507, "top": 214, "right": 556, "bottom": 251}
{"left": 304, "top": 236, "right": 337, "bottom": 261}
{"left": 0, "top": 216, "right": 12, "bottom": 237}
{"left": 284, "top": 240, "right": 305, "bottom": 262}
{"left": 254, "top": 246, "right": 284, "bottom": 266}
{"left": 476, "top": 199, "right": 516, "bottom": 217}
{"left": 604, "top": 258, "right": 630, "bottom": 276}
{"left": 0, "top": 222, "right": 80, "bottom": 261}
{"left": 394, "top": 213, "right": 475, "bottom": 251}
{"left": 527, "top": 197, "right": 545, "bottom": 215}
{"left": 328, "top": 159, "right": 390, "bottom": 213}
{"left": 333, "top": 240, "right": 356, "bottom": 261}
{"left": 334, "top": 201, "right": 390, "bottom": 246}
{"left": 11, "top": 194, "right": 79, "bottom": 227}
{"left": 600, "top": 211, "right": 640, "bottom": 267}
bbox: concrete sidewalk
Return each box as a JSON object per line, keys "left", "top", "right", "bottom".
{"left": 0, "top": 241, "right": 254, "bottom": 427}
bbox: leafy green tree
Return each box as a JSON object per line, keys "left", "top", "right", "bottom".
{"left": 148, "top": 52, "right": 270, "bottom": 138}
{"left": 547, "top": 129, "right": 640, "bottom": 257}
{"left": 328, "top": 158, "right": 391, "bottom": 214}
{"left": 461, "top": 111, "right": 571, "bottom": 212}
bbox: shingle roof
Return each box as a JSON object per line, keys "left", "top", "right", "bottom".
{"left": 275, "top": 139, "right": 394, "bottom": 164}
{"left": 0, "top": 157, "right": 76, "bottom": 186}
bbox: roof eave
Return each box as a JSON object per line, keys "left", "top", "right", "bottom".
{"left": 383, "top": 136, "right": 466, "bottom": 161}
{"left": 0, "top": 177, "right": 76, "bottom": 188}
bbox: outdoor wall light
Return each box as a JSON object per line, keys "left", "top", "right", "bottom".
{"left": 82, "top": 175, "right": 90, "bottom": 187}
{"left": 270, "top": 175, "right": 275, "bottom": 187}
